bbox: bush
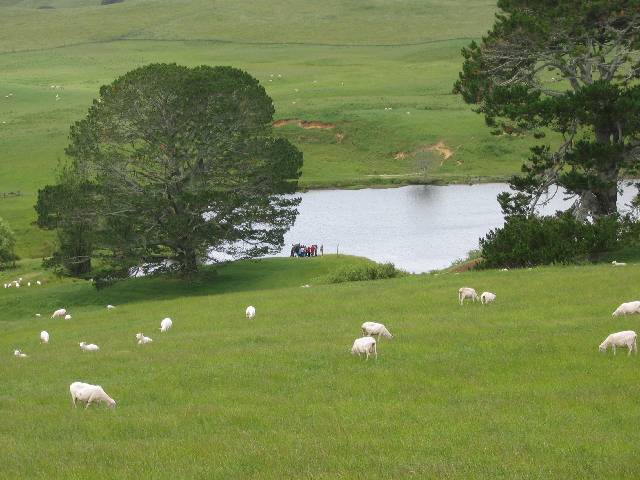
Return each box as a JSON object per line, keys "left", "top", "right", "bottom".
{"left": 0, "top": 217, "right": 17, "bottom": 269}
{"left": 324, "top": 262, "right": 402, "bottom": 284}
{"left": 479, "top": 212, "right": 633, "bottom": 269}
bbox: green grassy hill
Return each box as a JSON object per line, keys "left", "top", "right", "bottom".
{"left": 0, "top": 0, "right": 539, "bottom": 258}
{"left": 1, "top": 256, "right": 640, "bottom": 478}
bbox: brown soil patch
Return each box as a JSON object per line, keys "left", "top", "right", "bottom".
{"left": 450, "top": 257, "right": 484, "bottom": 273}
{"left": 393, "top": 140, "right": 455, "bottom": 165}
{"left": 272, "top": 119, "right": 336, "bottom": 130}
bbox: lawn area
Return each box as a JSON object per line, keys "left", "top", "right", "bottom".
{"left": 1, "top": 256, "right": 640, "bottom": 478}
{"left": 0, "top": 0, "right": 539, "bottom": 258}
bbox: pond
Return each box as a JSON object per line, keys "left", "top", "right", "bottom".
{"left": 279, "top": 183, "right": 638, "bottom": 273}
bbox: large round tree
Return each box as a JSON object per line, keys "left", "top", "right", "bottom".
{"left": 454, "top": 1, "right": 640, "bottom": 218}
{"left": 41, "top": 63, "right": 302, "bottom": 276}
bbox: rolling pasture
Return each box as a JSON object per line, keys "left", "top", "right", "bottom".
{"left": 1, "top": 256, "right": 640, "bottom": 478}
{"left": 0, "top": 0, "right": 538, "bottom": 258}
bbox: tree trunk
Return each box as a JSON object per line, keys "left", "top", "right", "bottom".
{"left": 592, "top": 127, "right": 619, "bottom": 216}
{"left": 179, "top": 247, "right": 198, "bottom": 275}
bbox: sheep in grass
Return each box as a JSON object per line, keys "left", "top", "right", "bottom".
{"left": 79, "top": 342, "right": 99, "bottom": 352}
{"left": 40, "top": 331, "right": 49, "bottom": 344}
{"left": 458, "top": 287, "right": 479, "bottom": 305}
{"left": 160, "top": 318, "right": 172, "bottom": 332}
{"left": 69, "top": 382, "right": 116, "bottom": 409}
{"left": 106, "top": 304, "right": 115, "bottom": 310}
{"left": 64, "top": 314, "right": 72, "bottom": 320}
{"left": 612, "top": 261, "right": 627, "bottom": 266}
{"left": 136, "top": 333, "right": 153, "bottom": 345}
{"left": 361, "top": 322, "right": 393, "bottom": 341}
{"left": 351, "top": 336, "right": 377, "bottom": 360}
{"left": 51, "top": 308, "right": 67, "bottom": 319}
{"left": 13, "top": 349, "right": 27, "bottom": 358}
{"left": 612, "top": 301, "right": 640, "bottom": 317}
{"left": 480, "top": 292, "right": 497, "bottom": 305}
{"left": 35, "top": 314, "right": 41, "bottom": 317}
{"left": 599, "top": 331, "right": 637, "bottom": 356}
{"left": 246, "top": 306, "right": 256, "bottom": 319}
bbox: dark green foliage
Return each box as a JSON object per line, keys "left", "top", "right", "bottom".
{"left": 479, "top": 212, "right": 637, "bottom": 268}
{"left": 37, "top": 63, "right": 303, "bottom": 279}
{"left": 100, "top": 0, "right": 124, "bottom": 4}
{"left": 324, "top": 262, "right": 402, "bottom": 284}
{"left": 0, "top": 217, "right": 17, "bottom": 269}
{"left": 455, "top": 1, "right": 640, "bottom": 217}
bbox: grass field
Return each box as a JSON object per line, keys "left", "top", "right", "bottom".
{"left": 2, "top": 255, "right": 640, "bottom": 478}
{"left": 0, "top": 0, "right": 542, "bottom": 258}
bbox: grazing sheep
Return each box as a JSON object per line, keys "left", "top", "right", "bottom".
{"left": 27, "top": 282, "right": 31, "bottom": 287}
{"left": 14, "top": 349, "right": 28, "bottom": 358}
{"left": 599, "top": 330, "right": 637, "bottom": 356}
{"left": 246, "top": 306, "right": 256, "bottom": 319}
{"left": 136, "top": 333, "right": 153, "bottom": 345}
{"left": 36, "top": 280, "right": 42, "bottom": 285}
{"left": 612, "top": 261, "right": 627, "bottom": 266}
{"left": 160, "top": 317, "right": 173, "bottom": 332}
{"left": 611, "top": 301, "right": 640, "bottom": 317}
{"left": 458, "top": 287, "right": 479, "bottom": 305}
{"left": 40, "top": 331, "right": 49, "bottom": 343}
{"left": 351, "top": 336, "right": 377, "bottom": 360}
{"left": 64, "top": 314, "right": 72, "bottom": 320}
{"left": 480, "top": 292, "right": 497, "bottom": 305}
{"left": 51, "top": 308, "right": 67, "bottom": 319}
{"left": 79, "top": 342, "right": 99, "bottom": 352}
{"left": 361, "top": 322, "right": 393, "bottom": 340}
{"left": 106, "top": 304, "right": 115, "bottom": 310}
{"left": 69, "top": 382, "right": 116, "bottom": 409}
{"left": 35, "top": 313, "right": 41, "bottom": 317}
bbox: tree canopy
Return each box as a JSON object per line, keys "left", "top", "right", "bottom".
{"left": 37, "top": 63, "right": 302, "bottom": 279}
{"left": 454, "top": 1, "right": 640, "bottom": 217}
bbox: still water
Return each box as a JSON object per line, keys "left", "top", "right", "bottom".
{"left": 280, "top": 183, "right": 637, "bottom": 273}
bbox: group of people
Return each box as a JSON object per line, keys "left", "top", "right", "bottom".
{"left": 290, "top": 243, "right": 322, "bottom": 257}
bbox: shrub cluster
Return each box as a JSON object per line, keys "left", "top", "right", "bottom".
{"left": 325, "top": 262, "right": 402, "bottom": 284}
{"left": 0, "top": 217, "right": 17, "bottom": 269}
{"left": 479, "top": 212, "right": 639, "bottom": 269}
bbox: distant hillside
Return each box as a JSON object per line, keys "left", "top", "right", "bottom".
{"left": 0, "top": 1, "right": 496, "bottom": 53}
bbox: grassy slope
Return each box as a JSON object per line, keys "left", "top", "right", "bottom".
{"left": 1, "top": 256, "right": 640, "bottom": 478}
{"left": 0, "top": 0, "right": 539, "bottom": 258}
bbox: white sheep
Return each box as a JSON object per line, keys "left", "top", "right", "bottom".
{"left": 612, "top": 301, "right": 640, "bottom": 317}
{"left": 69, "top": 382, "right": 116, "bottom": 409}
{"left": 612, "top": 261, "right": 627, "bottom": 266}
{"left": 599, "top": 330, "right": 637, "bottom": 355}
{"left": 136, "top": 333, "right": 153, "bottom": 345}
{"left": 106, "top": 304, "right": 115, "bottom": 310}
{"left": 246, "top": 306, "right": 256, "bottom": 319}
{"left": 27, "top": 282, "right": 31, "bottom": 287}
{"left": 351, "top": 336, "right": 377, "bottom": 360}
{"left": 361, "top": 322, "right": 393, "bottom": 340}
{"left": 36, "top": 280, "right": 42, "bottom": 285}
{"left": 35, "top": 313, "right": 41, "bottom": 317}
{"left": 458, "top": 287, "right": 479, "bottom": 305}
{"left": 40, "top": 331, "right": 49, "bottom": 343}
{"left": 51, "top": 308, "right": 67, "bottom": 319}
{"left": 480, "top": 292, "right": 497, "bottom": 305}
{"left": 64, "top": 314, "right": 72, "bottom": 320}
{"left": 13, "top": 349, "right": 28, "bottom": 358}
{"left": 79, "top": 342, "right": 99, "bottom": 352}
{"left": 160, "top": 317, "right": 173, "bottom": 332}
